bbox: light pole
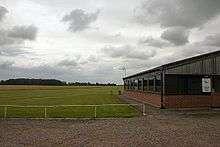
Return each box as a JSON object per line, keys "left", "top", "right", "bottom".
{"left": 119, "top": 66, "right": 127, "bottom": 77}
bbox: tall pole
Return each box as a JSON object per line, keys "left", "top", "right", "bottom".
{"left": 124, "top": 67, "right": 126, "bottom": 77}
{"left": 118, "top": 66, "right": 127, "bottom": 77}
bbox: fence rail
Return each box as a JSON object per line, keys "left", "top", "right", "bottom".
{"left": 0, "top": 104, "right": 146, "bottom": 119}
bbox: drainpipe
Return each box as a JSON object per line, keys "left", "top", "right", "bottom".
{"left": 161, "top": 68, "right": 165, "bottom": 109}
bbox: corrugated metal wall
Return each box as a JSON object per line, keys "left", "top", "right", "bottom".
{"left": 166, "top": 54, "right": 220, "bottom": 75}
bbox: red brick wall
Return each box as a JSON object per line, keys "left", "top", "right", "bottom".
{"left": 123, "top": 91, "right": 161, "bottom": 108}
{"left": 164, "top": 93, "right": 220, "bottom": 108}
{"left": 163, "top": 95, "right": 211, "bottom": 108}
{"left": 212, "top": 93, "right": 220, "bottom": 107}
{"left": 123, "top": 90, "right": 220, "bottom": 108}
{"left": 123, "top": 91, "right": 220, "bottom": 108}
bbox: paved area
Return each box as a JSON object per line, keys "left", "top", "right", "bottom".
{"left": 0, "top": 107, "right": 220, "bottom": 147}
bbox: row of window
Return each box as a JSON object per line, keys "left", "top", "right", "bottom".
{"left": 125, "top": 75, "right": 220, "bottom": 95}
{"left": 165, "top": 75, "right": 213, "bottom": 95}
{"left": 124, "top": 75, "right": 161, "bottom": 93}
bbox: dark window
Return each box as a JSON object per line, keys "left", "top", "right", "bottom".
{"left": 143, "top": 80, "right": 148, "bottom": 91}
{"left": 165, "top": 75, "right": 178, "bottom": 94}
{"left": 129, "top": 80, "right": 133, "bottom": 90}
{"left": 131, "top": 80, "right": 134, "bottom": 90}
{"left": 134, "top": 80, "right": 138, "bottom": 90}
{"left": 213, "top": 76, "right": 220, "bottom": 92}
{"left": 187, "top": 77, "right": 202, "bottom": 94}
{"left": 149, "top": 78, "right": 154, "bottom": 91}
{"left": 130, "top": 80, "right": 133, "bottom": 90}
{"left": 166, "top": 75, "right": 204, "bottom": 95}
{"left": 155, "top": 75, "right": 161, "bottom": 92}
{"left": 138, "top": 79, "right": 143, "bottom": 90}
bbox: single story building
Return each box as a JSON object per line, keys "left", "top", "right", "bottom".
{"left": 123, "top": 50, "right": 220, "bottom": 108}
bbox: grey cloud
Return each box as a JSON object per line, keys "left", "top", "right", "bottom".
{"left": 101, "top": 45, "right": 156, "bottom": 60}
{"left": 203, "top": 34, "right": 220, "bottom": 47}
{"left": 58, "top": 59, "right": 78, "bottom": 67}
{"left": 0, "top": 47, "right": 27, "bottom": 56}
{"left": 102, "top": 45, "right": 131, "bottom": 58}
{"left": 127, "top": 50, "right": 156, "bottom": 60}
{"left": 0, "top": 61, "right": 13, "bottom": 70}
{"left": 0, "top": 62, "right": 118, "bottom": 84}
{"left": 87, "top": 55, "right": 99, "bottom": 62}
{"left": 0, "top": 29, "right": 15, "bottom": 46}
{"left": 113, "top": 32, "right": 122, "bottom": 37}
{"left": 2, "top": 65, "right": 65, "bottom": 80}
{"left": 0, "top": 25, "right": 38, "bottom": 57}
{"left": 58, "top": 55, "right": 99, "bottom": 68}
{"left": 77, "top": 55, "right": 99, "bottom": 65}
{"left": 82, "top": 31, "right": 136, "bottom": 44}
{"left": 93, "top": 65, "right": 114, "bottom": 75}
{"left": 161, "top": 27, "right": 189, "bottom": 46}
{"left": 0, "top": 63, "right": 71, "bottom": 81}
{"left": 0, "top": 30, "right": 26, "bottom": 57}
{"left": 135, "top": 0, "right": 220, "bottom": 29}
{"left": 0, "top": 25, "right": 38, "bottom": 47}
{"left": 134, "top": 0, "right": 220, "bottom": 48}
{"left": 178, "top": 46, "right": 218, "bottom": 61}
{"left": 125, "top": 57, "right": 165, "bottom": 71}
{"left": 24, "top": 65, "right": 65, "bottom": 76}
{"left": 138, "top": 36, "right": 170, "bottom": 48}
{"left": 8, "top": 25, "right": 38, "bottom": 41}
{"left": 0, "top": 6, "right": 8, "bottom": 21}
{"left": 62, "top": 9, "right": 100, "bottom": 32}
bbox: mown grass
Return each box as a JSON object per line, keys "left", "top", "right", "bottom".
{"left": 7, "top": 107, "right": 44, "bottom": 118}
{"left": 0, "top": 86, "right": 140, "bottom": 118}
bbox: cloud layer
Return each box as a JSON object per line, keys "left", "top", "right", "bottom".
{"left": 203, "top": 34, "right": 220, "bottom": 47}
{"left": 62, "top": 9, "right": 100, "bottom": 32}
{"left": 0, "top": 6, "right": 8, "bottom": 21}
{"left": 1, "top": 1, "right": 220, "bottom": 84}
{"left": 161, "top": 27, "right": 189, "bottom": 46}
{"left": 0, "top": 25, "right": 38, "bottom": 57}
{"left": 135, "top": 0, "right": 220, "bottom": 29}
{"left": 0, "top": 5, "right": 38, "bottom": 58}
{"left": 8, "top": 25, "right": 38, "bottom": 41}
{"left": 135, "top": 0, "right": 220, "bottom": 47}
{"left": 138, "top": 36, "right": 170, "bottom": 48}
{"left": 101, "top": 45, "right": 156, "bottom": 60}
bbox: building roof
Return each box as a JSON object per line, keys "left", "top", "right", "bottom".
{"left": 123, "top": 50, "right": 220, "bottom": 80}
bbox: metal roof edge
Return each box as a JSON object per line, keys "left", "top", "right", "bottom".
{"left": 123, "top": 50, "right": 220, "bottom": 80}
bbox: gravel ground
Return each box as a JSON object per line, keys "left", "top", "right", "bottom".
{"left": 0, "top": 108, "right": 220, "bottom": 147}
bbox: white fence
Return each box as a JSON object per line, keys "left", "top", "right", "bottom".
{"left": 0, "top": 104, "right": 146, "bottom": 119}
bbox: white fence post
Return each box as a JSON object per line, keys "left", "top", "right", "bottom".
{"left": 44, "top": 107, "right": 47, "bottom": 118}
{"left": 4, "top": 106, "right": 7, "bottom": 119}
{"left": 142, "top": 104, "right": 146, "bottom": 116}
{"left": 0, "top": 104, "right": 142, "bottom": 119}
{"left": 94, "top": 106, "right": 97, "bottom": 118}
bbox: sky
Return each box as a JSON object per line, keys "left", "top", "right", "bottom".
{"left": 0, "top": 0, "right": 220, "bottom": 84}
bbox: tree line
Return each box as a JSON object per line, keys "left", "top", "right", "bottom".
{"left": 67, "top": 82, "right": 117, "bottom": 86}
{"left": 0, "top": 78, "right": 117, "bottom": 86}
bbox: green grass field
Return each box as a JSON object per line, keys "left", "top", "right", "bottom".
{"left": 0, "top": 85, "right": 140, "bottom": 118}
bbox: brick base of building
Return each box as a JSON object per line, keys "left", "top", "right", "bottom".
{"left": 164, "top": 95, "right": 211, "bottom": 108}
{"left": 122, "top": 91, "right": 161, "bottom": 108}
{"left": 211, "top": 93, "right": 220, "bottom": 108}
{"left": 123, "top": 91, "right": 220, "bottom": 108}
{"left": 164, "top": 93, "right": 220, "bottom": 108}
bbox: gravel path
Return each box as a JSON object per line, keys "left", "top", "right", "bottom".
{"left": 0, "top": 109, "right": 220, "bottom": 147}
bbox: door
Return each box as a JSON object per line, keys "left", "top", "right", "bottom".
{"left": 212, "top": 76, "right": 220, "bottom": 107}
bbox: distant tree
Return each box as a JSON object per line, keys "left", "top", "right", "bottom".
{"left": 0, "top": 78, "right": 66, "bottom": 86}
{"left": 0, "top": 78, "right": 117, "bottom": 86}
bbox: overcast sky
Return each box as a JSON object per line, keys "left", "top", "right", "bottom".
{"left": 0, "top": 0, "right": 220, "bottom": 84}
